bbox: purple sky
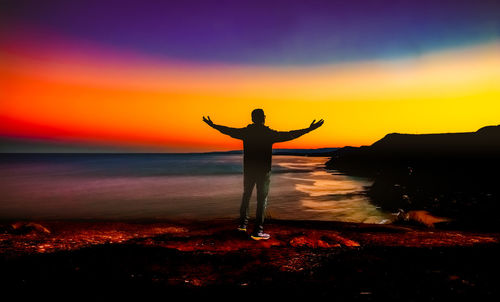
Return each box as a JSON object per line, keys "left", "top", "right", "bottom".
{"left": 1, "top": 0, "right": 499, "bottom": 65}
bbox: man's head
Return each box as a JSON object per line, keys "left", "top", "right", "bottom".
{"left": 251, "top": 108, "right": 266, "bottom": 124}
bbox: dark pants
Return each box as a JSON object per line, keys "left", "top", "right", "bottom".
{"left": 239, "top": 170, "right": 271, "bottom": 234}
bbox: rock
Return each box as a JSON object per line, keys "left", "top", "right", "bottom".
{"left": 289, "top": 236, "right": 337, "bottom": 248}
{"left": 395, "top": 210, "right": 450, "bottom": 228}
{"left": 8, "top": 222, "right": 51, "bottom": 235}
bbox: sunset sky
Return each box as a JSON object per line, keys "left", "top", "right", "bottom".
{"left": 1, "top": 0, "right": 499, "bottom": 152}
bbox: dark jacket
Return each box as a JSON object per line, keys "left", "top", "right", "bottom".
{"left": 213, "top": 123, "right": 311, "bottom": 173}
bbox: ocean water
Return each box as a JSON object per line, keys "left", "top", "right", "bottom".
{"left": 0, "top": 153, "right": 392, "bottom": 223}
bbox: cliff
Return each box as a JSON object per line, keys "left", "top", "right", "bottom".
{"left": 327, "top": 124, "right": 500, "bottom": 174}
{"left": 326, "top": 125, "right": 500, "bottom": 230}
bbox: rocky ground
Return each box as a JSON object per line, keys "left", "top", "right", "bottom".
{"left": 1, "top": 219, "right": 499, "bottom": 300}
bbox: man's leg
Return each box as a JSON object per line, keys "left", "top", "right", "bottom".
{"left": 253, "top": 171, "right": 271, "bottom": 235}
{"left": 239, "top": 172, "right": 256, "bottom": 229}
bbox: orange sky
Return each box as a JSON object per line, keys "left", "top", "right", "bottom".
{"left": 1, "top": 35, "right": 499, "bottom": 152}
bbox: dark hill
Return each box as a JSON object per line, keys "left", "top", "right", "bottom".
{"left": 372, "top": 125, "right": 500, "bottom": 154}
{"left": 325, "top": 124, "right": 500, "bottom": 230}
{"left": 326, "top": 124, "right": 500, "bottom": 174}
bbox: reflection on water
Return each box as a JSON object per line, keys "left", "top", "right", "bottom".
{"left": 0, "top": 154, "right": 392, "bottom": 223}
{"left": 295, "top": 171, "right": 370, "bottom": 196}
{"left": 280, "top": 169, "right": 391, "bottom": 223}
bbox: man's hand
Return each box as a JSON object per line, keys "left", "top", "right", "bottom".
{"left": 309, "top": 119, "right": 324, "bottom": 131}
{"left": 203, "top": 116, "right": 214, "bottom": 127}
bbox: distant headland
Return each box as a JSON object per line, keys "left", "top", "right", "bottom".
{"left": 326, "top": 124, "right": 500, "bottom": 230}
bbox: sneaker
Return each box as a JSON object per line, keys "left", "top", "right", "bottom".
{"left": 250, "top": 232, "right": 270, "bottom": 241}
{"left": 237, "top": 226, "right": 247, "bottom": 232}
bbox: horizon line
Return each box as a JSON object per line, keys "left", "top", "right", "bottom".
{"left": 0, "top": 147, "right": 341, "bottom": 155}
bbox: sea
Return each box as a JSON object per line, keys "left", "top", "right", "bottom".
{"left": 0, "top": 153, "right": 392, "bottom": 223}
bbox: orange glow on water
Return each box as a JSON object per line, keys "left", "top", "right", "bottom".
{"left": 1, "top": 32, "right": 499, "bottom": 152}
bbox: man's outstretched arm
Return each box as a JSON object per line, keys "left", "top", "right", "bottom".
{"left": 202, "top": 116, "right": 245, "bottom": 140}
{"left": 272, "top": 119, "right": 324, "bottom": 143}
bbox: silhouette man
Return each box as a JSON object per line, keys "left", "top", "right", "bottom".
{"left": 203, "top": 109, "right": 324, "bottom": 240}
